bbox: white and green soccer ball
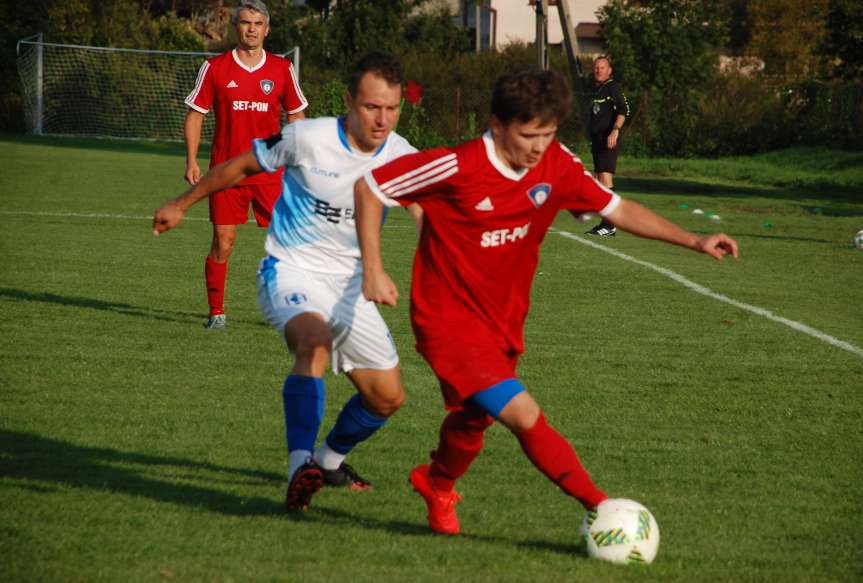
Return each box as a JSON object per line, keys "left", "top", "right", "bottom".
{"left": 580, "top": 498, "right": 660, "bottom": 565}
{"left": 854, "top": 229, "right": 863, "bottom": 250}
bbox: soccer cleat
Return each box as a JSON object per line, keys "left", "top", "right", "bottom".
{"left": 409, "top": 463, "right": 462, "bottom": 535}
{"left": 585, "top": 222, "right": 617, "bottom": 237}
{"left": 205, "top": 314, "right": 227, "bottom": 330}
{"left": 284, "top": 461, "right": 324, "bottom": 512}
{"left": 322, "top": 462, "right": 372, "bottom": 491}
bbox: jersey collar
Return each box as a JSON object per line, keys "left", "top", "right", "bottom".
{"left": 337, "top": 116, "right": 387, "bottom": 157}
{"left": 482, "top": 130, "right": 528, "bottom": 181}
{"left": 231, "top": 48, "right": 267, "bottom": 73}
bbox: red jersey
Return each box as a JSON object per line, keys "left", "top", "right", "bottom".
{"left": 185, "top": 49, "right": 307, "bottom": 186}
{"left": 367, "top": 132, "right": 620, "bottom": 355}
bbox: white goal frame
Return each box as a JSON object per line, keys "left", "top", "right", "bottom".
{"left": 16, "top": 33, "right": 300, "bottom": 141}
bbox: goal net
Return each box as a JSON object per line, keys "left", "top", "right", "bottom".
{"left": 16, "top": 35, "right": 299, "bottom": 141}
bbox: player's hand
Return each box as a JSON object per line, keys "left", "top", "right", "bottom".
{"left": 185, "top": 161, "right": 201, "bottom": 185}
{"left": 696, "top": 233, "right": 739, "bottom": 260}
{"left": 152, "top": 201, "right": 185, "bottom": 236}
{"left": 362, "top": 270, "right": 399, "bottom": 307}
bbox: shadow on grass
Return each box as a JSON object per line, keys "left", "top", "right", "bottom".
{"left": 615, "top": 175, "right": 863, "bottom": 206}
{"left": 0, "top": 429, "right": 283, "bottom": 516}
{"left": 1, "top": 429, "right": 594, "bottom": 555}
{"left": 309, "top": 507, "right": 588, "bottom": 558}
{"left": 0, "top": 287, "right": 268, "bottom": 328}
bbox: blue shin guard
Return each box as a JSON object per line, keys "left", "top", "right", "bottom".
{"left": 325, "top": 394, "right": 387, "bottom": 455}
{"left": 282, "top": 375, "right": 325, "bottom": 453}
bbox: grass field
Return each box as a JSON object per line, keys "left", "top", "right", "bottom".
{"left": 1, "top": 134, "right": 862, "bottom": 582}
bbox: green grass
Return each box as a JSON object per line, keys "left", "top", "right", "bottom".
{"left": 1, "top": 134, "right": 862, "bottom": 582}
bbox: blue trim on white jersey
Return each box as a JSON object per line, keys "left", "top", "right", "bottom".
{"left": 336, "top": 116, "right": 387, "bottom": 156}
{"left": 269, "top": 172, "right": 328, "bottom": 249}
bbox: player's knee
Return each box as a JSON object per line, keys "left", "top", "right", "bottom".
{"left": 366, "top": 385, "right": 405, "bottom": 417}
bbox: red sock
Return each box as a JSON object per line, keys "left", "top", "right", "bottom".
{"left": 205, "top": 257, "right": 227, "bottom": 316}
{"left": 517, "top": 413, "right": 607, "bottom": 509}
{"left": 429, "top": 407, "right": 494, "bottom": 492}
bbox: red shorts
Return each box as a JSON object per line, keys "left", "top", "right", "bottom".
{"left": 416, "top": 333, "right": 519, "bottom": 410}
{"left": 209, "top": 182, "right": 281, "bottom": 227}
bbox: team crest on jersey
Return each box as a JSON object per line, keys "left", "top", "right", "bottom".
{"left": 286, "top": 292, "right": 308, "bottom": 306}
{"left": 527, "top": 183, "right": 551, "bottom": 208}
{"left": 260, "top": 79, "right": 274, "bottom": 95}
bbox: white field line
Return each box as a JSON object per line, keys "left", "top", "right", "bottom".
{"left": 553, "top": 228, "right": 863, "bottom": 359}
{"left": 0, "top": 209, "right": 414, "bottom": 227}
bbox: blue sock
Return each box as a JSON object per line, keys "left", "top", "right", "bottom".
{"left": 325, "top": 394, "right": 388, "bottom": 455}
{"left": 282, "top": 375, "right": 325, "bottom": 453}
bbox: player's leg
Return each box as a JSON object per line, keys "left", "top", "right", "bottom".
{"left": 407, "top": 338, "right": 506, "bottom": 534}
{"left": 314, "top": 366, "right": 403, "bottom": 490}
{"left": 257, "top": 258, "right": 334, "bottom": 511}
{"left": 586, "top": 149, "right": 618, "bottom": 237}
{"left": 206, "top": 187, "right": 251, "bottom": 328}
{"left": 491, "top": 387, "right": 607, "bottom": 510}
{"left": 313, "top": 280, "right": 403, "bottom": 490}
{"left": 250, "top": 180, "right": 281, "bottom": 228}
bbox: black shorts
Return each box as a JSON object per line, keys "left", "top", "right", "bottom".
{"left": 592, "top": 146, "right": 619, "bottom": 175}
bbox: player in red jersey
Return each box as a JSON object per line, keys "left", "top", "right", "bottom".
{"left": 354, "top": 69, "right": 739, "bottom": 535}
{"left": 184, "top": 0, "right": 308, "bottom": 329}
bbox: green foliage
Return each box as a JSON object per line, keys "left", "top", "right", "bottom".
{"left": 150, "top": 12, "right": 207, "bottom": 52}
{"left": 398, "top": 102, "right": 446, "bottom": 149}
{"left": 599, "top": 0, "right": 727, "bottom": 155}
{"left": 306, "top": 79, "right": 348, "bottom": 118}
{"left": 821, "top": 0, "right": 863, "bottom": 81}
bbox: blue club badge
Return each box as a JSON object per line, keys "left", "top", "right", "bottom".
{"left": 527, "top": 183, "right": 551, "bottom": 208}
{"left": 260, "top": 79, "right": 274, "bottom": 95}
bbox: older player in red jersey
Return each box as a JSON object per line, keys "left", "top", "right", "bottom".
{"left": 184, "top": 0, "right": 308, "bottom": 329}
{"left": 354, "top": 69, "right": 738, "bottom": 535}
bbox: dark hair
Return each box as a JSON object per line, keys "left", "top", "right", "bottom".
{"left": 347, "top": 52, "right": 403, "bottom": 98}
{"left": 491, "top": 69, "right": 572, "bottom": 125}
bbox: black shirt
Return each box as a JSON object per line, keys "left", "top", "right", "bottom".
{"left": 589, "top": 78, "right": 629, "bottom": 142}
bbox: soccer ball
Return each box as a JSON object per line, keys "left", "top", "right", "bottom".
{"left": 855, "top": 229, "right": 863, "bottom": 250}
{"left": 580, "top": 498, "right": 660, "bottom": 565}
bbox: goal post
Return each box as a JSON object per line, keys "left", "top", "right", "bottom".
{"left": 16, "top": 36, "right": 299, "bottom": 141}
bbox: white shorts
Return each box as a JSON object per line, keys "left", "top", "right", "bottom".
{"left": 256, "top": 256, "right": 399, "bottom": 374}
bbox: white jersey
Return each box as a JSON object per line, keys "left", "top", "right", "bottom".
{"left": 252, "top": 117, "right": 416, "bottom": 275}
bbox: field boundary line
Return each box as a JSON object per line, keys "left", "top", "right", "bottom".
{"left": 553, "top": 228, "right": 863, "bottom": 359}
{"left": 0, "top": 209, "right": 209, "bottom": 221}
{"left": 0, "top": 209, "right": 414, "bottom": 227}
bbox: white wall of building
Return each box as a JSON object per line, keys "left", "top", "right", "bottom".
{"left": 491, "top": 0, "right": 606, "bottom": 47}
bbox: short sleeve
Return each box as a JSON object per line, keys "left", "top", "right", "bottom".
{"left": 612, "top": 83, "right": 630, "bottom": 119}
{"left": 184, "top": 60, "right": 213, "bottom": 114}
{"left": 281, "top": 61, "right": 308, "bottom": 115}
{"left": 556, "top": 144, "right": 620, "bottom": 218}
{"left": 253, "top": 122, "right": 300, "bottom": 173}
{"left": 365, "top": 148, "right": 457, "bottom": 208}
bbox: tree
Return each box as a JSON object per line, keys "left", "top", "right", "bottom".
{"left": 747, "top": 0, "right": 828, "bottom": 84}
{"left": 821, "top": 0, "right": 863, "bottom": 80}
{"left": 598, "top": 0, "right": 727, "bottom": 153}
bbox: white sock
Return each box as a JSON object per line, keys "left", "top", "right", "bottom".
{"left": 288, "top": 449, "right": 312, "bottom": 482}
{"left": 313, "top": 442, "right": 346, "bottom": 471}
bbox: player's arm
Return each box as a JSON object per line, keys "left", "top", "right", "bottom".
{"left": 286, "top": 110, "right": 306, "bottom": 123}
{"left": 607, "top": 85, "right": 629, "bottom": 149}
{"left": 153, "top": 150, "right": 263, "bottom": 235}
{"left": 606, "top": 199, "right": 739, "bottom": 260}
{"left": 405, "top": 203, "right": 423, "bottom": 237}
{"left": 183, "top": 109, "right": 205, "bottom": 184}
{"left": 355, "top": 177, "right": 399, "bottom": 307}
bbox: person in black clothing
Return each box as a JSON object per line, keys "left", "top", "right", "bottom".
{"left": 586, "top": 55, "right": 630, "bottom": 237}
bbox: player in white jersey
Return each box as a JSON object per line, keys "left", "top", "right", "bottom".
{"left": 153, "top": 53, "right": 420, "bottom": 512}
